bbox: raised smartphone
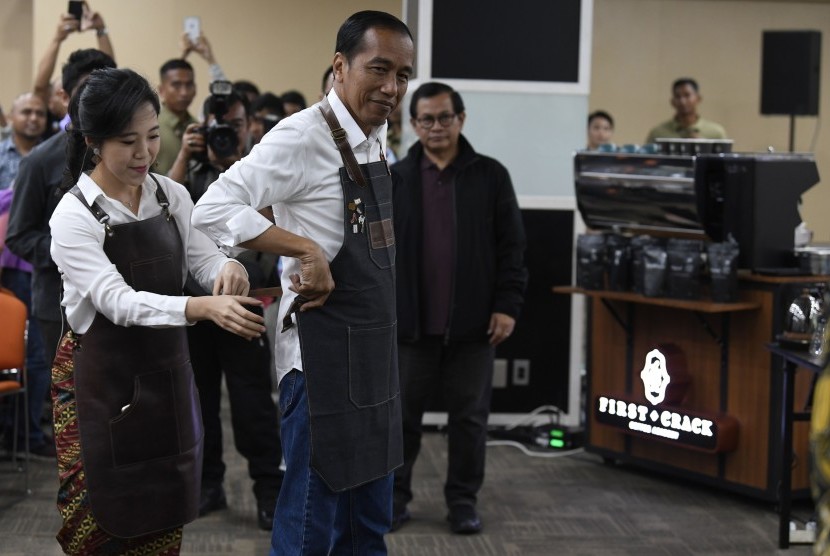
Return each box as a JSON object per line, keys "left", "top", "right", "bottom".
{"left": 68, "top": 0, "right": 84, "bottom": 20}
{"left": 184, "top": 16, "right": 201, "bottom": 44}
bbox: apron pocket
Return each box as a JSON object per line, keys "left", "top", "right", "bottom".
{"left": 348, "top": 322, "right": 395, "bottom": 408}
{"left": 364, "top": 203, "right": 395, "bottom": 270}
{"left": 109, "top": 368, "right": 180, "bottom": 468}
{"left": 130, "top": 254, "right": 178, "bottom": 295}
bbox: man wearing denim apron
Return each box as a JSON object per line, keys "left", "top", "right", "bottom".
{"left": 192, "top": 11, "right": 414, "bottom": 556}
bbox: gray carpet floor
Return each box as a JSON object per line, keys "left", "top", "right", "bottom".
{"left": 0, "top": 399, "right": 815, "bottom": 555}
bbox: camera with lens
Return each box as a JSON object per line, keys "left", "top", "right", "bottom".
{"left": 195, "top": 80, "right": 239, "bottom": 160}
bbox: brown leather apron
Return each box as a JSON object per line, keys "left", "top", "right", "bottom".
{"left": 293, "top": 99, "right": 402, "bottom": 492}
{"left": 68, "top": 177, "right": 203, "bottom": 538}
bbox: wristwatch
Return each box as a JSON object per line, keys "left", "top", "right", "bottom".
{"left": 96, "top": 27, "right": 108, "bottom": 37}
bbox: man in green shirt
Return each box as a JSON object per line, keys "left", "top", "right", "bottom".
{"left": 645, "top": 78, "right": 727, "bottom": 144}
{"left": 155, "top": 59, "right": 198, "bottom": 175}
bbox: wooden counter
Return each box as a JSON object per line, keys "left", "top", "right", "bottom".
{"left": 556, "top": 278, "right": 823, "bottom": 500}
{"left": 552, "top": 286, "right": 760, "bottom": 313}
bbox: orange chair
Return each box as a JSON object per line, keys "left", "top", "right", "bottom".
{"left": 0, "top": 285, "right": 30, "bottom": 494}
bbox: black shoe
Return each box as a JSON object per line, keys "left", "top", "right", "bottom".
{"left": 199, "top": 484, "right": 228, "bottom": 516}
{"left": 257, "top": 499, "right": 275, "bottom": 531}
{"left": 447, "top": 505, "right": 482, "bottom": 535}
{"left": 390, "top": 505, "right": 411, "bottom": 532}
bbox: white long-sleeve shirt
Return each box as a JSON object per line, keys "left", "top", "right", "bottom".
{"left": 192, "top": 89, "right": 387, "bottom": 385}
{"left": 50, "top": 172, "right": 240, "bottom": 334}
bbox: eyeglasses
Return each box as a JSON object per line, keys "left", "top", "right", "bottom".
{"left": 415, "top": 113, "right": 457, "bottom": 129}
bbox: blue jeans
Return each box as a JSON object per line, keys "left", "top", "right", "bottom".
{"left": 1, "top": 268, "right": 48, "bottom": 448}
{"left": 271, "top": 369, "right": 392, "bottom": 556}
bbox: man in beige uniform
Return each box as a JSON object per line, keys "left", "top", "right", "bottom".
{"left": 645, "top": 78, "right": 727, "bottom": 144}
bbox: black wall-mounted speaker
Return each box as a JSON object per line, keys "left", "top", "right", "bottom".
{"left": 761, "top": 30, "right": 821, "bottom": 116}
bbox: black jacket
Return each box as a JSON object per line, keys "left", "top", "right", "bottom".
{"left": 391, "top": 135, "right": 527, "bottom": 342}
{"left": 6, "top": 131, "right": 66, "bottom": 322}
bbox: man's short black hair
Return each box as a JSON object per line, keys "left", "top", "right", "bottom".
{"left": 159, "top": 59, "right": 194, "bottom": 81}
{"left": 233, "top": 80, "right": 260, "bottom": 99}
{"left": 408, "top": 82, "right": 464, "bottom": 120}
{"left": 281, "top": 90, "right": 307, "bottom": 110}
{"left": 251, "top": 92, "right": 285, "bottom": 118}
{"left": 672, "top": 78, "right": 699, "bottom": 93}
{"left": 335, "top": 10, "right": 412, "bottom": 62}
{"left": 588, "top": 110, "right": 614, "bottom": 128}
{"left": 202, "top": 89, "right": 249, "bottom": 120}
{"left": 62, "top": 49, "right": 116, "bottom": 96}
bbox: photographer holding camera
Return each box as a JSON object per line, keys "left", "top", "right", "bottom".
{"left": 167, "top": 81, "right": 243, "bottom": 190}
{"left": 169, "top": 82, "right": 284, "bottom": 531}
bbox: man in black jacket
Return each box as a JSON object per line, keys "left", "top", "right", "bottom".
{"left": 390, "top": 82, "right": 527, "bottom": 534}
{"left": 6, "top": 48, "right": 115, "bottom": 419}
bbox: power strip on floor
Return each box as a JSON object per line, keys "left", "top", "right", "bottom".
{"left": 488, "top": 425, "right": 584, "bottom": 450}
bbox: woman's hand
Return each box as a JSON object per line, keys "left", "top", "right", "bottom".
{"left": 213, "top": 260, "right": 250, "bottom": 296}
{"left": 185, "top": 295, "right": 265, "bottom": 340}
{"left": 191, "top": 35, "right": 218, "bottom": 65}
{"left": 55, "top": 14, "right": 79, "bottom": 41}
{"left": 83, "top": 7, "right": 106, "bottom": 33}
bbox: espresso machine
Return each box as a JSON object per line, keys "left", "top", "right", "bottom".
{"left": 574, "top": 145, "right": 820, "bottom": 270}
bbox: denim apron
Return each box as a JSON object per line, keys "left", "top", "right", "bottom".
{"left": 68, "top": 176, "right": 203, "bottom": 537}
{"left": 294, "top": 99, "right": 402, "bottom": 492}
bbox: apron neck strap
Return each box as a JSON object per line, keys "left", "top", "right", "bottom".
{"left": 68, "top": 174, "right": 174, "bottom": 236}
{"left": 69, "top": 185, "right": 114, "bottom": 237}
{"left": 148, "top": 173, "right": 172, "bottom": 220}
{"left": 318, "top": 96, "right": 368, "bottom": 188}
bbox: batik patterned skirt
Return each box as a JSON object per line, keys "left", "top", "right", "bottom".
{"left": 52, "top": 331, "right": 184, "bottom": 555}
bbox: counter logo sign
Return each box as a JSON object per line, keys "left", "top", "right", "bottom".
{"left": 594, "top": 344, "right": 739, "bottom": 452}
{"left": 641, "top": 349, "right": 670, "bottom": 405}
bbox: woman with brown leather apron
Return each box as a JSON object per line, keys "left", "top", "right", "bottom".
{"left": 48, "top": 68, "right": 265, "bottom": 555}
